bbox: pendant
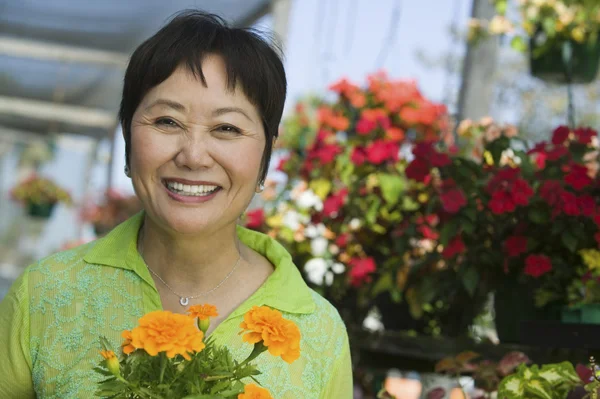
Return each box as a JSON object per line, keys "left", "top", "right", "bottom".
{"left": 179, "top": 297, "right": 189, "bottom": 306}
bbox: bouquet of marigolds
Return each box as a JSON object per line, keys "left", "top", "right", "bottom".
{"left": 10, "top": 175, "right": 72, "bottom": 206}
{"left": 95, "top": 304, "right": 300, "bottom": 398}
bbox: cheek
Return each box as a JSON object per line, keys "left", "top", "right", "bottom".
{"left": 130, "top": 129, "right": 176, "bottom": 169}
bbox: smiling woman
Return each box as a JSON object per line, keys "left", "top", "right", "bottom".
{"left": 0, "top": 10, "right": 352, "bottom": 399}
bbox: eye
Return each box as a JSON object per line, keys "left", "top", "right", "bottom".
{"left": 154, "top": 117, "right": 180, "bottom": 128}
{"left": 216, "top": 124, "right": 242, "bottom": 134}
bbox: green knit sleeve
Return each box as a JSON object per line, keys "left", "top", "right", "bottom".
{"left": 0, "top": 270, "right": 35, "bottom": 398}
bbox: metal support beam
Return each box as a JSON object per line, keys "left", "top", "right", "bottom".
{"left": 0, "top": 36, "right": 128, "bottom": 68}
{"left": 0, "top": 96, "right": 116, "bottom": 129}
{"left": 0, "top": 126, "right": 47, "bottom": 144}
{"left": 271, "top": 0, "right": 293, "bottom": 49}
{"left": 456, "top": 0, "right": 499, "bottom": 122}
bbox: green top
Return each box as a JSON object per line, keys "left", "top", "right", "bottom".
{"left": 0, "top": 212, "right": 352, "bottom": 399}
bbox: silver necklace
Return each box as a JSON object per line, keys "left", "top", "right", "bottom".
{"left": 138, "top": 229, "right": 242, "bottom": 306}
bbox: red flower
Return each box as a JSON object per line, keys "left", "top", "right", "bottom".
{"left": 524, "top": 255, "right": 552, "bottom": 278}
{"left": 335, "top": 234, "right": 350, "bottom": 247}
{"left": 486, "top": 168, "right": 533, "bottom": 214}
{"left": 323, "top": 188, "right": 348, "bottom": 218}
{"left": 511, "top": 179, "right": 534, "bottom": 206}
{"left": 489, "top": 190, "right": 517, "bottom": 214}
{"left": 577, "top": 195, "right": 596, "bottom": 216}
{"left": 546, "top": 146, "right": 569, "bottom": 161}
{"left": 348, "top": 257, "right": 376, "bottom": 287}
{"left": 365, "top": 140, "right": 399, "bottom": 164}
{"left": 551, "top": 126, "right": 570, "bottom": 145}
{"left": 418, "top": 224, "right": 439, "bottom": 240}
{"left": 539, "top": 180, "right": 563, "bottom": 208}
{"left": 504, "top": 236, "right": 528, "bottom": 258}
{"left": 574, "top": 127, "right": 597, "bottom": 145}
{"left": 350, "top": 147, "right": 367, "bottom": 166}
{"left": 356, "top": 118, "right": 377, "bottom": 135}
{"left": 564, "top": 163, "right": 593, "bottom": 190}
{"left": 561, "top": 191, "right": 580, "bottom": 216}
{"left": 245, "top": 209, "right": 265, "bottom": 229}
{"left": 442, "top": 235, "right": 466, "bottom": 259}
{"left": 312, "top": 143, "right": 343, "bottom": 164}
{"left": 595, "top": 214, "right": 600, "bottom": 227}
{"left": 276, "top": 156, "right": 290, "bottom": 172}
{"left": 440, "top": 188, "right": 467, "bottom": 214}
{"left": 405, "top": 158, "right": 430, "bottom": 182}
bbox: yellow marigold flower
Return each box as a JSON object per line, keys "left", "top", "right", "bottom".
{"left": 129, "top": 310, "right": 205, "bottom": 360}
{"left": 99, "top": 350, "right": 120, "bottom": 377}
{"left": 240, "top": 306, "right": 301, "bottom": 364}
{"left": 581, "top": 249, "right": 600, "bottom": 270}
{"left": 238, "top": 383, "right": 274, "bottom": 399}
{"left": 121, "top": 330, "right": 135, "bottom": 355}
{"left": 188, "top": 304, "right": 219, "bottom": 333}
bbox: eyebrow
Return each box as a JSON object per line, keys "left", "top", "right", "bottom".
{"left": 145, "top": 99, "right": 186, "bottom": 112}
{"left": 145, "top": 100, "right": 253, "bottom": 122}
{"left": 212, "top": 107, "right": 253, "bottom": 122}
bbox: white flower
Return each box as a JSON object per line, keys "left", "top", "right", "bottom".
{"left": 363, "top": 313, "right": 384, "bottom": 332}
{"left": 304, "top": 223, "right": 327, "bottom": 239}
{"left": 304, "top": 258, "right": 329, "bottom": 285}
{"left": 349, "top": 218, "right": 362, "bottom": 231}
{"left": 324, "top": 271, "right": 334, "bottom": 286}
{"left": 282, "top": 210, "right": 307, "bottom": 230}
{"left": 296, "top": 189, "right": 323, "bottom": 211}
{"left": 331, "top": 262, "right": 346, "bottom": 274}
{"left": 310, "top": 237, "right": 329, "bottom": 257}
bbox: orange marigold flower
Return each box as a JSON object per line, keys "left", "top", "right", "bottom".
{"left": 121, "top": 330, "right": 135, "bottom": 355}
{"left": 238, "top": 383, "right": 274, "bottom": 399}
{"left": 128, "top": 310, "right": 205, "bottom": 360}
{"left": 187, "top": 304, "right": 219, "bottom": 320}
{"left": 240, "top": 306, "right": 301, "bottom": 364}
{"left": 100, "top": 350, "right": 121, "bottom": 377}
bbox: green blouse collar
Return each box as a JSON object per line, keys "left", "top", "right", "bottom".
{"left": 84, "top": 212, "right": 316, "bottom": 316}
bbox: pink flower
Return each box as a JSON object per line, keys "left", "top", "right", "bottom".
{"left": 440, "top": 188, "right": 467, "bottom": 214}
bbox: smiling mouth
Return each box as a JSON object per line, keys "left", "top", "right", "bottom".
{"left": 163, "top": 180, "right": 222, "bottom": 197}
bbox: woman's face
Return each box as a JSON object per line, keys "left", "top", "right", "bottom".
{"left": 129, "top": 55, "right": 265, "bottom": 236}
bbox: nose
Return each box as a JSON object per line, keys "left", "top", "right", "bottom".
{"left": 173, "top": 131, "right": 215, "bottom": 171}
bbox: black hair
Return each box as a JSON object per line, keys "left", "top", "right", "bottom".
{"left": 119, "top": 10, "right": 287, "bottom": 184}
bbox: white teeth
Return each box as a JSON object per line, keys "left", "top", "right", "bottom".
{"left": 166, "top": 181, "right": 219, "bottom": 196}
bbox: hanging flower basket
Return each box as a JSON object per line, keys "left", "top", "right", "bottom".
{"left": 529, "top": 33, "right": 600, "bottom": 84}
{"left": 26, "top": 201, "right": 56, "bottom": 219}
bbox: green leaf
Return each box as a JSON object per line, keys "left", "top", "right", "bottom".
{"left": 309, "top": 178, "right": 332, "bottom": 200}
{"left": 529, "top": 207, "right": 550, "bottom": 225}
{"left": 378, "top": 173, "right": 405, "bottom": 205}
{"left": 372, "top": 273, "right": 394, "bottom": 297}
{"left": 461, "top": 268, "right": 479, "bottom": 297}
{"left": 523, "top": 378, "right": 553, "bottom": 399}
{"left": 439, "top": 219, "right": 459, "bottom": 246}
{"left": 498, "top": 374, "right": 525, "bottom": 398}
{"left": 401, "top": 196, "right": 419, "bottom": 211}
{"left": 366, "top": 198, "right": 381, "bottom": 224}
{"left": 494, "top": 0, "right": 507, "bottom": 15}
{"left": 511, "top": 36, "right": 527, "bottom": 52}
{"left": 561, "top": 231, "right": 578, "bottom": 253}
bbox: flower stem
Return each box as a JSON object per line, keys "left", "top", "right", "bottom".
{"left": 159, "top": 353, "right": 167, "bottom": 384}
{"left": 241, "top": 342, "right": 267, "bottom": 366}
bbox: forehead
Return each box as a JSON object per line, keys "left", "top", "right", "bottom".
{"left": 141, "top": 56, "right": 259, "bottom": 117}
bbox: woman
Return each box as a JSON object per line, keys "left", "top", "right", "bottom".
{"left": 0, "top": 11, "right": 352, "bottom": 399}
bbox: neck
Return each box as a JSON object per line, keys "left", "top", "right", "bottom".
{"left": 138, "top": 215, "right": 244, "bottom": 296}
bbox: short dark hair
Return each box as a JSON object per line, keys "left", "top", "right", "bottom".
{"left": 119, "top": 10, "right": 287, "bottom": 184}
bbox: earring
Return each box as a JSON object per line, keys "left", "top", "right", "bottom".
{"left": 256, "top": 182, "right": 265, "bottom": 193}
{"left": 124, "top": 164, "right": 131, "bottom": 177}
